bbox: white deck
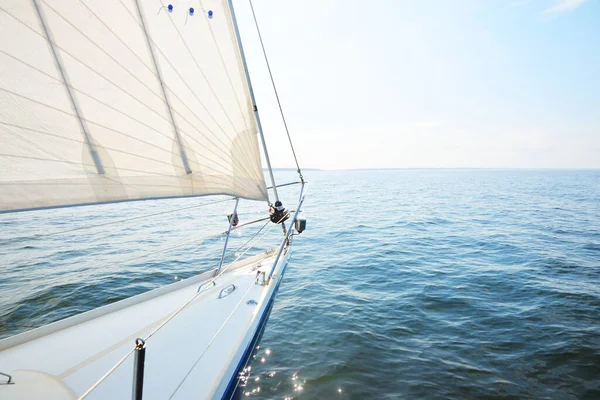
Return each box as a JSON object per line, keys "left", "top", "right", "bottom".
{"left": 0, "top": 249, "right": 290, "bottom": 399}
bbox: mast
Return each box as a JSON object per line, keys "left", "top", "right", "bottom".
{"left": 227, "top": 0, "right": 279, "bottom": 204}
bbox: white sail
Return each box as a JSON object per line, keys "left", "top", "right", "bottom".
{"left": 0, "top": 0, "right": 268, "bottom": 212}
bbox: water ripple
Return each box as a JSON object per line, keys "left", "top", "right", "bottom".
{"left": 1, "top": 170, "right": 600, "bottom": 399}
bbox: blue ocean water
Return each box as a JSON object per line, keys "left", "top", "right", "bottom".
{"left": 1, "top": 169, "right": 599, "bottom": 399}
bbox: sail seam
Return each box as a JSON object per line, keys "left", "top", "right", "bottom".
{"left": 77, "top": 0, "right": 156, "bottom": 79}
{"left": 163, "top": 3, "right": 240, "bottom": 137}
{"left": 30, "top": 0, "right": 104, "bottom": 175}
{"left": 31, "top": 2, "right": 239, "bottom": 167}
{"left": 114, "top": 0, "right": 259, "bottom": 179}
{"left": 0, "top": 1, "right": 270, "bottom": 208}
{"left": 0, "top": 14, "right": 242, "bottom": 172}
{"left": 0, "top": 153, "right": 229, "bottom": 179}
{"left": 203, "top": 7, "right": 250, "bottom": 132}
{"left": 156, "top": 3, "right": 259, "bottom": 174}
{"left": 0, "top": 46, "right": 230, "bottom": 168}
{"left": 116, "top": 0, "right": 241, "bottom": 155}
{"left": 0, "top": 86, "right": 235, "bottom": 174}
{"left": 204, "top": 21, "right": 255, "bottom": 169}
{"left": 79, "top": 1, "right": 241, "bottom": 165}
{"left": 133, "top": 0, "right": 192, "bottom": 175}
{"left": 1, "top": 122, "right": 233, "bottom": 176}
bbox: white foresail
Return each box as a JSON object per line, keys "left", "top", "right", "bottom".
{"left": 0, "top": 0, "right": 268, "bottom": 212}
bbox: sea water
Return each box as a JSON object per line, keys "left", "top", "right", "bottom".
{"left": 1, "top": 169, "right": 599, "bottom": 399}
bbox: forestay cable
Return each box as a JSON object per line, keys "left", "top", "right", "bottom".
{"left": 76, "top": 211, "right": 288, "bottom": 399}
{"left": 248, "top": 0, "right": 304, "bottom": 182}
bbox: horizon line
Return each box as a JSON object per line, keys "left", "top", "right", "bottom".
{"left": 267, "top": 167, "right": 600, "bottom": 171}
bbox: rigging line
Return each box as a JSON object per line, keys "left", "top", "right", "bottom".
{"left": 15, "top": 228, "right": 227, "bottom": 274}
{"left": 0, "top": 7, "right": 238, "bottom": 170}
{"left": 143, "top": 211, "right": 286, "bottom": 342}
{"left": 230, "top": 215, "right": 270, "bottom": 233}
{"left": 227, "top": 0, "right": 278, "bottom": 204}
{"left": 76, "top": 213, "right": 286, "bottom": 399}
{"left": 30, "top": 0, "right": 104, "bottom": 175}
{"left": 77, "top": 347, "right": 136, "bottom": 400}
{"left": 168, "top": 215, "right": 288, "bottom": 398}
{"left": 115, "top": 0, "right": 243, "bottom": 156}
{"left": 248, "top": 0, "right": 304, "bottom": 182}
{"left": 218, "top": 198, "right": 240, "bottom": 273}
{"left": 115, "top": 231, "right": 226, "bottom": 267}
{"left": 231, "top": 219, "right": 270, "bottom": 252}
{"left": 69, "top": 216, "right": 267, "bottom": 279}
{"left": 4, "top": 206, "right": 270, "bottom": 262}
{"left": 226, "top": 214, "right": 282, "bottom": 255}
{"left": 28, "top": 198, "right": 234, "bottom": 239}
{"left": 168, "top": 281, "right": 256, "bottom": 399}
{"left": 267, "top": 180, "right": 303, "bottom": 190}
{"left": 219, "top": 218, "right": 272, "bottom": 270}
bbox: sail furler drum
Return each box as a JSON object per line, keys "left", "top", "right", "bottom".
{"left": 0, "top": 0, "right": 268, "bottom": 212}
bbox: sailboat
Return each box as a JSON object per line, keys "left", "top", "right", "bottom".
{"left": 0, "top": 0, "right": 306, "bottom": 398}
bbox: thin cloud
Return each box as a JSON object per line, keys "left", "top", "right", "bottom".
{"left": 543, "top": 0, "right": 587, "bottom": 14}
{"left": 510, "top": 0, "right": 532, "bottom": 6}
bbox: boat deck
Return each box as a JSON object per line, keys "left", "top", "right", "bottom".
{"left": 0, "top": 250, "right": 289, "bottom": 399}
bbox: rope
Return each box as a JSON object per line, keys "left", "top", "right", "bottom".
{"left": 121, "top": 214, "right": 275, "bottom": 268}
{"left": 75, "top": 211, "right": 288, "bottom": 398}
{"left": 143, "top": 212, "right": 286, "bottom": 341}
{"left": 86, "top": 214, "right": 272, "bottom": 271}
{"left": 248, "top": 0, "right": 304, "bottom": 183}
{"left": 230, "top": 218, "right": 271, "bottom": 255}
{"left": 29, "top": 198, "right": 234, "bottom": 239}
{"left": 77, "top": 347, "right": 136, "bottom": 399}
{"left": 168, "top": 281, "right": 256, "bottom": 398}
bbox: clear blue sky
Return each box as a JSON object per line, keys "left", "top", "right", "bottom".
{"left": 232, "top": 0, "right": 600, "bottom": 169}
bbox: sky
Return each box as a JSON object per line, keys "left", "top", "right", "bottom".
{"left": 232, "top": 0, "right": 600, "bottom": 170}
